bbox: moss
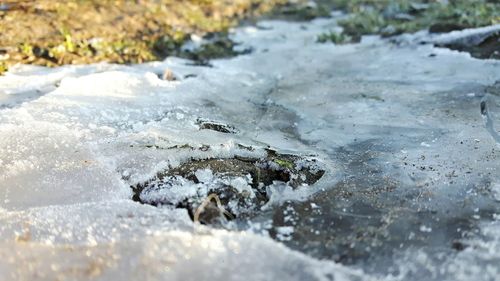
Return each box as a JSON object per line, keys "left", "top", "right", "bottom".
{"left": 274, "top": 159, "right": 295, "bottom": 169}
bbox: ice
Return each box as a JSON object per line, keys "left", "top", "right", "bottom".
{"left": 493, "top": 184, "right": 500, "bottom": 202}
{"left": 275, "top": 226, "right": 295, "bottom": 241}
{"left": 1, "top": 14, "right": 500, "bottom": 281}
{"left": 229, "top": 177, "right": 255, "bottom": 198}
{"left": 0, "top": 120, "right": 129, "bottom": 210}
{"left": 139, "top": 176, "right": 203, "bottom": 205}
{"left": 194, "top": 169, "right": 214, "bottom": 183}
{"left": 424, "top": 24, "right": 500, "bottom": 47}
{"left": 0, "top": 228, "right": 367, "bottom": 281}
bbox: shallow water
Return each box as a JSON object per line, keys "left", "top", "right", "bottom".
{"left": 1, "top": 16, "right": 500, "bottom": 281}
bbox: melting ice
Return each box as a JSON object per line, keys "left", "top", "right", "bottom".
{"left": 1, "top": 15, "right": 500, "bottom": 281}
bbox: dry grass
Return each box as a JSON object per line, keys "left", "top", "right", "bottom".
{"left": 0, "top": 0, "right": 290, "bottom": 73}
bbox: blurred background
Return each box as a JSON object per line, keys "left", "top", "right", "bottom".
{"left": 0, "top": 0, "right": 498, "bottom": 74}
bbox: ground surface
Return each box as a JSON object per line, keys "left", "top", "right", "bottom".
{"left": 0, "top": 0, "right": 289, "bottom": 72}
{"left": 1, "top": 0, "right": 498, "bottom": 73}
{"left": 1, "top": 12, "right": 500, "bottom": 280}
{"left": 1, "top": 1, "right": 500, "bottom": 281}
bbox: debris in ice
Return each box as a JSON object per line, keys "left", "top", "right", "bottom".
{"left": 161, "top": 68, "right": 178, "bottom": 81}
{"left": 133, "top": 151, "right": 325, "bottom": 225}
{"left": 196, "top": 118, "right": 239, "bottom": 134}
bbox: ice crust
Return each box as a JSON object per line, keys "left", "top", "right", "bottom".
{"left": 1, "top": 15, "right": 500, "bottom": 281}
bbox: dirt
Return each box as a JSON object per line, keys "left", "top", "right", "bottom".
{"left": 0, "top": 0, "right": 292, "bottom": 74}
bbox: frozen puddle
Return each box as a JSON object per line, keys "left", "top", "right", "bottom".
{"left": 1, "top": 16, "right": 500, "bottom": 281}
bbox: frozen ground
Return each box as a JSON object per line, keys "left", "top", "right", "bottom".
{"left": 0, "top": 15, "right": 500, "bottom": 281}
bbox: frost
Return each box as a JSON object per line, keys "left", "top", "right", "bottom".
{"left": 194, "top": 169, "right": 214, "bottom": 183}
{"left": 275, "top": 226, "right": 294, "bottom": 241}
{"left": 492, "top": 184, "right": 500, "bottom": 202}
{"left": 229, "top": 177, "right": 255, "bottom": 198}
{"left": 419, "top": 225, "right": 432, "bottom": 233}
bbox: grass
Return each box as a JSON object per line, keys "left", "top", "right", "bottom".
{"left": 0, "top": 0, "right": 292, "bottom": 74}
{"left": 274, "top": 159, "right": 295, "bottom": 169}
{"left": 2, "top": 0, "right": 498, "bottom": 72}
{"left": 317, "top": 30, "right": 352, "bottom": 44}
{"left": 317, "top": 0, "right": 500, "bottom": 44}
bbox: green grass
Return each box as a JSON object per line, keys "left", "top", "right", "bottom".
{"left": 317, "top": 31, "right": 352, "bottom": 44}
{"left": 317, "top": 0, "right": 500, "bottom": 44}
{"left": 274, "top": 159, "right": 295, "bottom": 169}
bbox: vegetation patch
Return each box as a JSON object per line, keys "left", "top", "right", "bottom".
{"left": 0, "top": 0, "right": 293, "bottom": 74}
{"left": 317, "top": 0, "right": 500, "bottom": 44}
{"left": 2, "top": 0, "right": 498, "bottom": 73}
{"left": 196, "top": 119, "right": 239, "bottom": 134}
{"left": 317, "top": 31, "right": 352, "bottom": 44}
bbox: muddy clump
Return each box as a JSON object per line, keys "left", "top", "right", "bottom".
{"left": 132, "top": 150, "right": 325, "bottom": 225}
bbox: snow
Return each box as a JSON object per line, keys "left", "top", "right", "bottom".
{"left": 1, "top": 14, "right": 500, "bottom": 281}
{"left": 229, "top": 177, "right": 255, "bottom": 198}
{"left": 139, "top": 172, "right": 255, "bottom": 209}
{"left": 275, "top": 226, "right": 294, "bottom": 241}
{"left": 194, "top": 169, "right": 214, "bottom": 183}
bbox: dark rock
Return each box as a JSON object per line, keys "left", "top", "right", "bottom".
{"left": 451, "top": 240, "right": 467, "bottom": 251}
{"left": 196, "top": 119, "right": 239, "bottom": 134}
